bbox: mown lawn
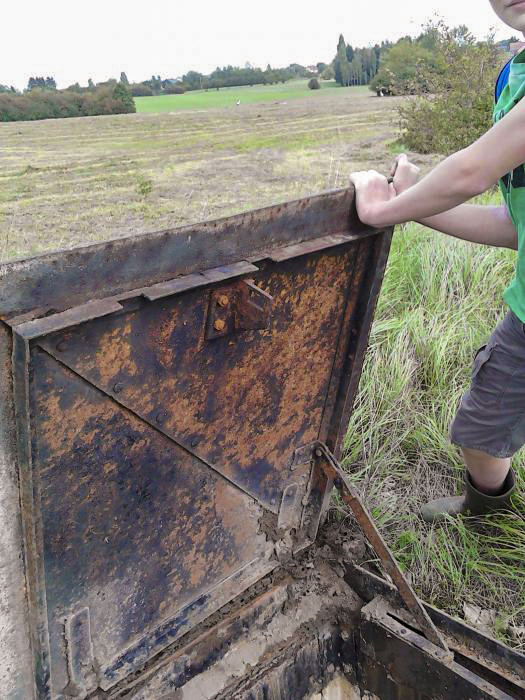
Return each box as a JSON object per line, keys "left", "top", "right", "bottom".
{"left": 0, "top": 87, "right": 399, "bottom": 261}
{"left": 134, "top": 80, "right": 365, "bottom": 112}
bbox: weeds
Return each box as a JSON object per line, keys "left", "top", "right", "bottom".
{"left": 136, "top": 173, "right": 153, "bottom": 197}
{"left": 343, "top": 209, "right": 525, "bottom": 644}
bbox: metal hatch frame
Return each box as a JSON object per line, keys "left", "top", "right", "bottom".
{"left": 0, "top": 187, "right": 394, "bottom": 699}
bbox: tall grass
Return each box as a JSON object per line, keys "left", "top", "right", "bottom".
{"left": 343, "top": 199, "right": 525, "bottom": 646}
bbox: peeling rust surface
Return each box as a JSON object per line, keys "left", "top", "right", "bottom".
{"left": 37, "top": 245, "right": 361, "bottom": 513}
{"left": 29, "top": 347, "right": 272, "bottom": 691}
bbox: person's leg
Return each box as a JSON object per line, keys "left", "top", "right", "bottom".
{"left": 461, "top": 448, "right": 510, "bottom": 495}
{"left": 422, "top": 311, "right": 522, "bottom": 523}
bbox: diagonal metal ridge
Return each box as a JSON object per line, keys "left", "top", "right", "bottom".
{"left": 36, "top": 344, "right": 267, "bottom": 508}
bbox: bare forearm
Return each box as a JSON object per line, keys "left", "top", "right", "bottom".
{"left": 361, "top": 152, "right": 490, "bottom": 227}
{"left": 418, "top": 204, "right": 518, "bottom": 250}
{"left": 354, "top": 93, "right": 525, "bottom": 228}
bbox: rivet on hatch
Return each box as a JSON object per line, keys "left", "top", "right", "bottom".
{"left": 217, "top": 295, "right": 229, "bottom": 308}
{"left": 214, "top": 319, "right": 226, "bottom": 332}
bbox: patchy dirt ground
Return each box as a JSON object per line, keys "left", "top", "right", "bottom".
{"left": 0, "top": 90, "right": 437, "bottom": 262}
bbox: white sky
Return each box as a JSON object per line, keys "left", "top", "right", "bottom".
{"left": 1, "top": 1, "right": 513, "bottom": 90}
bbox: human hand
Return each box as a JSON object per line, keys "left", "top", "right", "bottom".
{"left": 390, "top": 153, "right": 420, "bottom": 195}
{"left": 349, "top": 170, "right": 396, "bottom": 227}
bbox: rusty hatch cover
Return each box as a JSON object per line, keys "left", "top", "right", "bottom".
{"left": 0, "top": 188, "right": 393, "bottom": 698}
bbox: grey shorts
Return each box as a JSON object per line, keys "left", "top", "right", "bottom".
{"left": 450, "top": 310, "right": 525, "bottom": 458}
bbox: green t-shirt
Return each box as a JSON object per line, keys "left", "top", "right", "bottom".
{"left": 494, "top": 49, "right": 525, "bottom": 322}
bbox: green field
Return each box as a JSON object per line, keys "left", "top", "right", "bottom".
{"left": 134, "top": 79, "right": 362, "bottom": 112}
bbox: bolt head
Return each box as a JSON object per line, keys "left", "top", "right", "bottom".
{"left": 217, "top": 295, "right": 229, "bottom": 308}
{"left": 214, "top": 319, "right": 226, "bottom": 332}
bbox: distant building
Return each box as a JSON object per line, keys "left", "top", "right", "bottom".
{"left": 307, "top": 65, "right": 319, "bottom": 74}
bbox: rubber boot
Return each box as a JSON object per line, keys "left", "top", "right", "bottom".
{"left": 421, "top": 469, "right": 516, "bottom": 524}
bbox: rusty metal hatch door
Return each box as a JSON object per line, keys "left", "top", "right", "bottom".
{"left": 2, "top": 189, "right": 392, "bottom": 699}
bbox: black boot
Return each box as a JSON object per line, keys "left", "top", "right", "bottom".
{"left": 421, "top": 469, "right": 516, "bottom": 524}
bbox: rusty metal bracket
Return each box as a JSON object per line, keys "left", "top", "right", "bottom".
{"left": 289, "top": 442, "right": 317, "bottom": 472}
{"left": 312, "top": 441, "right": 451, "bottom": 656}
{"left": 206, "top": 279, "right": 273, "bottom": 340}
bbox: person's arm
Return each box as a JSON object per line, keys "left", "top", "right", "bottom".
{"left": 418, "top": 204, "right": 518, "bottom": 250}
{"left": 385, "top": 154, "right": 517, "bottom": 249}
{"left": 350, "top": 93, "right": 525, "bottom": 228}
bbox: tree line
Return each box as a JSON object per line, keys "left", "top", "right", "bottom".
{"left": 330, "top": 36, "right": 387, "bottom": 86}
{"left": 129, "top": 63, "right": 318, "bottom": 97}
{"left": 0, "top": 78, "right": 135, "bottom": 122}
{"left": 329, "top": 26, "right": 515, "bottom": 96}
{"left": 368, "top": 24, "right": 516, "bottom": 97}
{"left": 2, "top": 21, "right": 515, "bottom": 122}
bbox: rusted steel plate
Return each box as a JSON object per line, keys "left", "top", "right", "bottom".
{"left": 21, "top": 345, "right": 273, "bottom": 692}
{"left": 3, "top": 190, "right": 394, "bottom": 698}
{"left": 36, "top": 244, "right": 360, "bottom": 513}
{"left": 0, "top": 188, "right": 375, "bottom": 319}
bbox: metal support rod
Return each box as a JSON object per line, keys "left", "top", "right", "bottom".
{"left": 313, "top": 441, "right": 450, "bottom": 654}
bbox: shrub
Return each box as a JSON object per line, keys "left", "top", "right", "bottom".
{"left": 162, "top": 84, "right": 186, "bottom": 95}
{"left": 308, "top": 78, "right": 321, "bottom": 90}
{"left": 0, "top": 82, "right": 136, "bottom": 122}
{"left": 112, "top": 82, "right": 135, "bottom": 113}
{"left": 398, "top": 22, "right": 502, "bottom": 154}
{"left": 369, "top": 39, "right": 439, "bottom": 97}
{"left": 321, "top": 65, "right": 335, "bottom": 80}
{"left": 131, "top": 83, "right": 154, "bottom": 97}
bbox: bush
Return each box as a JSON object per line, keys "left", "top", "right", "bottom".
{"left": 0, "top": 82, "right": 136, "bottom": 122}
{"left": 162, "top": 84, "right": 185, "bottom": 95}
{"left": 369, "top": 39, "right": 439, "bottom": 97}
{"left": 131, "top": 83, "right": 154, "bottom": 97}
{"left": 398, "top": 22, "right": 502, "bottom": 154}
{"left": 308, "top": 78, "right": 321, "bottom": 90}
{"left": 321, "top": 65, "right": 335, "bottom": 80}
{"left": 112, "top": 82, "right": 135, "bottom": 112}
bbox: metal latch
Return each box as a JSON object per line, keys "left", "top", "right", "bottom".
{"left": 206, "top": 278, "right": 273, "bottom": 340}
